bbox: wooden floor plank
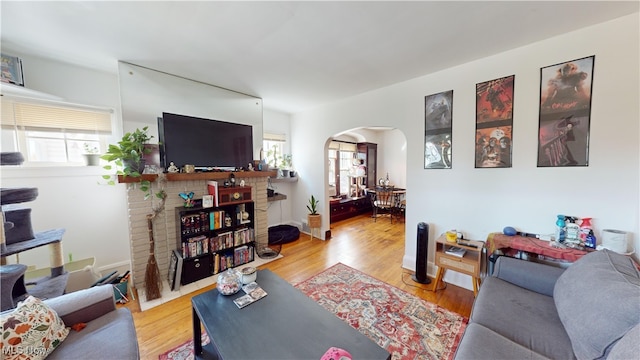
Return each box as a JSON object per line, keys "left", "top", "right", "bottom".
{"left": 126, "top": 214, "right": 475, "bottom": 359}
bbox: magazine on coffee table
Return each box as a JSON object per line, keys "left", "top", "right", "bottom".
{"left": 233, "top": 282, "right": 268, "bottom": 309}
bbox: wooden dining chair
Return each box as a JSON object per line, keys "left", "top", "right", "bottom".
{"left": 372, "top": 186, "right": 395, "bottom": 223}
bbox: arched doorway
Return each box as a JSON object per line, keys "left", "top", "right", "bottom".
{"left": 324, "top": 127, "right": 408, "bottom": 226}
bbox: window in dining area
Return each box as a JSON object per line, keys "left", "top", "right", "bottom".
{"left": 328, "top": 141, "right": 357, "bottom": 197}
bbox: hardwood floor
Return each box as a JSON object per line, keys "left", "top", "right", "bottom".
{"left": 126, "top": 214, "right": 475, "bottom": 359}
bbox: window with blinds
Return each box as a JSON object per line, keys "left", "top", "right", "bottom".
{"left": 1, "top": 97, "right": 113, "bottom": 165}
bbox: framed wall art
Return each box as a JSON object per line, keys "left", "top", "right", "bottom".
{"left": 475, "top": 75, "right": 514, "bottom": 168}
{"left": 424, "top": 90, "right": 453, "bottom": 169}
{"left": 537, "top": 55, "right": 594, "bottom": 167}
{"left": 1, "top": 54, "right": 24, "bottom": 86}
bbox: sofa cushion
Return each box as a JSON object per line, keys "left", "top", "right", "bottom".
{"left": 471, "top": 276, "right": 575, "bottom": 359}
{"left": 493, "top": 256, "right": 565, "bottom": 296}
{"left": 454, "top": 323, "right": 551, "bottom": 360}
{"left": 607, "top": 323, "right": 640, "bottom": 359}
{"left": 0, "top": 296, "right": 69, "bottom": 360}
{"left": 47, "top": 308, "right": 139, "bottom": 360}
{"left": 554, "top": 249, "right": 640, "bottom": 360}
{"left": 44, "top": 285, "right": 115, "bottom": 325}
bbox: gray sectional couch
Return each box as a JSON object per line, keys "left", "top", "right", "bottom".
{"left": 44, "top": 285, "right": 139, "bottom": 359}
{"left": 455, "top": 249, "right": 640, "bottom": 360}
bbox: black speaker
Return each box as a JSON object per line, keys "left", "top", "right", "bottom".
{"left": 412, "top": 222, "right": 431, "bottom": 284}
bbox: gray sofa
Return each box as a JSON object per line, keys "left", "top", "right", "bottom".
{"left": 44, "top": 284, "right": 139, "bottom": 359}
{"left": 455, "top": 249, "right": 640, "bottom": 360}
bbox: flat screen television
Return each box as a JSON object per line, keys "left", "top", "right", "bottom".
{"left": 158, "top": 112, "right": 253, "bottom": 170}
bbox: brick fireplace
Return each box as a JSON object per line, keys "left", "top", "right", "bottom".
{"left": 122, "top": 171, "right": 274, "bottom": 292}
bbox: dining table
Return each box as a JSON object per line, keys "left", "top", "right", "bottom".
{"left": 366, "top": 187, "right": 406, "bottom": 221}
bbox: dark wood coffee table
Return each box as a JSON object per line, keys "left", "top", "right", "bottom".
{"left": 192, "top": 269, "right": 390, "bottom": 360}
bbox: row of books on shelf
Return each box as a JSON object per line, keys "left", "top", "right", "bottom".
{"left": 234, "top": 228, "right": 254, "bottom": 247}
{"left": 182, "top": 228, "right": 255, "bottom": 258}
{"left": 210, "top": 210, "right": 229, "bottom": 230}
{"left": 180, "top": 210, "right": 251, "bottom": 236}
{"left": 233, "top": 245, "right": 254, "bottom": 267}
{"left": 181, "top": 235, "right": 209, "bottom": 258}
{"left": 212, "top": 245, "right": 254, "bottom": 274}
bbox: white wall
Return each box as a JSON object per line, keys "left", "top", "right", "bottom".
{"left": 263, "top": 109, "right": 295, "bottom": 226}
{"left": 1, "top": 52, "right": 130, "bottom": 273}
{"left": 118, "top": 62, "right": 264, "bottom": 158}
{"left": 378, "top": 129, "right": 407, "bottom": 189}
{"left": 291, "top": 14, "right": 640, "bottom": 288}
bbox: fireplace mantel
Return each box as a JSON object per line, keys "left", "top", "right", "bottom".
{"left": 118, "top": 170, "right": 277, "bottom": 183}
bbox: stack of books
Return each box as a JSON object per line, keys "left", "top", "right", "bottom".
{"left": 445, "top": 246, "right": 466, "bottom": 257}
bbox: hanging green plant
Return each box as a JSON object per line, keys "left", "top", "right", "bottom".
{"left": 100, "top": 126, "right": 160, "bottom": 200}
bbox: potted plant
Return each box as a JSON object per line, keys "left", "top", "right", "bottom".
{"left": 280, "top": 154, "right": 293, "bottom": 177}
{"left": 82, "top": 142, "right": 101, "bottom": 166}
{"left": 307, "top": 195, "right": 321, "bottom": 229}
{"left": 101, "top": 126, "right": 156, "bottom": 198}
{"left": 101, "top": 126, "right": 153, "bottom": 176}
{"left": 280, "top": 154, "right": 291, "bottom": 178}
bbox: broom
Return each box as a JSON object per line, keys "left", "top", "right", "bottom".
{"left": 144, "top": 214, "right": 162, "bottom": 301}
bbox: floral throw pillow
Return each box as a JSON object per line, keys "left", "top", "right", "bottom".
{"left": 1, "top": 296, "right": 69, "bottom": 360}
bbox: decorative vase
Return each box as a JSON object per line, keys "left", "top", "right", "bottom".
{"left": 217, "top": 268, "right": 242, "bottom": 295}
{"left": 83, "top": 154, "right": 101, "bottom": 166}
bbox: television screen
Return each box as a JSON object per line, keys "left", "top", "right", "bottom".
{"left": 158, "top": 112, "right": 253, "bottom": 170}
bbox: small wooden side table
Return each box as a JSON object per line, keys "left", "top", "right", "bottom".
{"left": 433, "top": 234, "right": 484, "bottom": 296}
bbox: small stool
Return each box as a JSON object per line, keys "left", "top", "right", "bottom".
{"left": 1, "top": 264, "right": 28, "bottom": 311}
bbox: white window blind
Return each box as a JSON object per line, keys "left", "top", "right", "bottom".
{"left": 1, "top": 98, "right": 113, "bottom": 133}
{"left": 263, "top": 132, "right": 286, "bottom": 142}
{"left": 329, "top": 141, "right": 357, "bottom": 152}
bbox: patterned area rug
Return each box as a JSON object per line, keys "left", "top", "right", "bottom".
{"left": 158, "top": 332, "right": 209, "bottom": 360}
{"left": 158, "top": 263, "right": 467, "bottom": 360}
{"left": 296, "top": 263, "right": 467, "bottom": 360}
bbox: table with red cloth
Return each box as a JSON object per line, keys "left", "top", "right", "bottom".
{"left": 486, "top": 232, "right": 591, "bottom": 262}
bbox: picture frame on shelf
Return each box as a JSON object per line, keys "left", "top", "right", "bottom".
{"left": 1, "top": 54, "right": 24, "bottom": 86}
{"left": 168, "top": 249, "right": 183, "bottom": 291}
{"left": 475, "top": 75, "right": 515, "bottom": 168}
{"left": 537, "top": 55, "right": 595, "bottom": 167}
{"left": 202, "top": 195, "right": 214, "bottom": 208}
{"left": 424, "top": 90, "right": 453, "bottom": 169}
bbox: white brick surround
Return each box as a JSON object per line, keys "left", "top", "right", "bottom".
{"left": 125, "top": 174, "right": 270, "bottom": 292}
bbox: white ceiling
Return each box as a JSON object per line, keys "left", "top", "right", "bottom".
{"left": 1, "top": 1, "right": 638, "bottom": 114}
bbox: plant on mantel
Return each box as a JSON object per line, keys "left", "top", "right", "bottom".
{"left": 100, "top": 126, "right": 164, "bottom": 200}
